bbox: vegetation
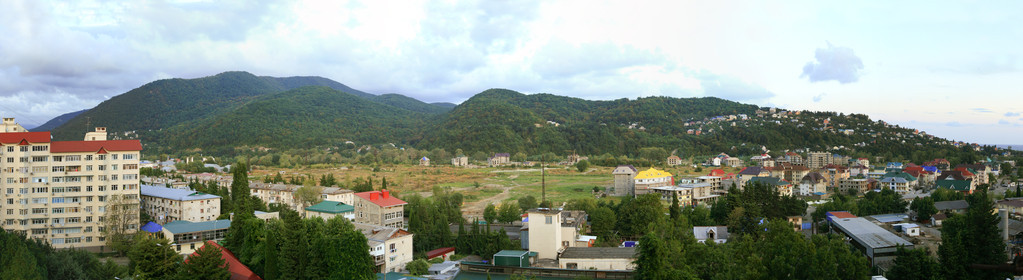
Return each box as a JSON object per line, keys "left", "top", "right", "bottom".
{"left": 938, "top": 188, "right": 1011, "bottom": 279}
{"left": 855, "top": 188, "right": 908, "bottom": 216}
{"left": 0, "top": 229, "right": 127, "bottom": 280}
{"left": 179, "top": 242, "right": 231, "bottom": 280}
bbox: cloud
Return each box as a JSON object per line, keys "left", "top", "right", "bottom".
{"left": 972, "top": 108, "right": 992, "bottom": 113}
{"left": 946, "top": 121, "right": 964, "bottom": 127}
{"left": 1006, "top": 112, "right": 1020, "bottom": 117}
{"left": 813, "top": 93, "right": 825, "bottom": 103}
{"left": 999, "top": 119, "right": 1011, "bottom": 125}
{"left": 801, "top": 43, "right": 864, "bottom": 84}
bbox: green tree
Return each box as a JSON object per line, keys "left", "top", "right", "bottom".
{"left": 886, "top": 247, "right": 940, "bottom": 280}
{"left": 128, "top": 234, "right": 181, "bottom": 280}
{"left": 589, "top": 206, "right": 617, "bottom": 241}
{"left": 180, "top": 242, "right": 231, "bottom": 280}
{"left": 483, "top": 204, "right": 498, "bottom": 224}
{"left": 855, "top": 188, "right": 907, "bottom": 216}
{"left": 295, "top": 184, "right": 324, "bottom": 207}
{"left": 910, "top": 197, "right": 938, "bottom": 223}
{"left": 939, "top": 189, "right": 1011, "bottom": 280}
{"left": 575, "top": 159, "right": 590, "bottom": 172}
{"left": 497, "top": 202, "right": 521, "bottom": 223}
{"left": 0, "top": 231, "right": 45, "bottom": 280}
{"left": 406, "top": 259, "right": 430, "bottom": 276}
{"left": 518, "top": 195, "right": 538, "bottom": 212}
{"left": 669, "top": 191, "right": 681, "bottom": 221}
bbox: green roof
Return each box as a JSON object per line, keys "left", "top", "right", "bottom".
{"left": 937, "top": 180, "right": 972, "bottom": 191}
{"left": 305, "top": 200, "right": 354, "bottom": 214}
{"left": 882, "top": 171, "right": 917, "bottom": 181}
{"left": 749, "top": 176, "right": 791, "bottom": 186}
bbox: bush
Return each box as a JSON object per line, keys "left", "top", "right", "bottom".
{"left": 429, "top": 257, "right": 444, "bottom": 264}
{"left": 406, "top": 259, "right": 430, "bottom": 276}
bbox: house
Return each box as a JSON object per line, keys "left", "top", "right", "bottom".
{"left": 525, "top": 209, "right": 588, "bottom": 259}
{"left": 838, "top": 178, "right": 877, "bottom": 195}
{"left": 693, "top": 226, "right": 729, "bottom": 244}
{"left": 806, "top": 152, "right": 833, "bottom": 169}
{"left": 304, "top": 200, "right": 355, "bottom": 221}
{"left": 799, "top": 172, "right": 829, "bottom": 196}
{"left": 633, "top": 168, "right": 674, "bottom": 196}
{"left": 140, "top": 184, "right": 222, "bottom": 224}
{"left": 666, "top": 155, "right": 683, "bottom": 166}
{"left": 936, "top": 180, "right": 974, "bottom": 194}
{"left": 419, "top": 156, "right": 430, "bottom": 166}
{"left": 893, "top": 223, "right": 920, "bottom": 237}
{"left": 559, "top": 247, "right": 637, "bottom": 271}
{"left": 650, "top": 186, "right": 692, "bottom": 206}
{"left": 829, "top": 217, "right": 914, "bottom": 267}
{"left": 766, "top": 163, "right": 811, "bottom": 184}
{"left": 488, "top": 153, "right": 511, "bottom": 166}
{"left": 611, "top": 165, "right": 638, "bottom": 197}
{"left": 354, "top": 190, "right": 407, "bottom": 228}
{"left": 426, "top": 247, "right": 456, "bottom": 261}
{"left": 856, "top": 158, "right": 870, "bottom": 167}
{"left": 651, "top": 182, "right": 718, "bottom": 206}
{"left": 886, "top": 162, "right": 904, "bottom": 170}
{"left": 881, "top": 171, "right": 919, "bottom": 191}
{"left": 249, "top": 183, "right": 354, "bottom": 213}
{"left": 930, "top": 213, "right": 947, "bottom": 226}
{"left": 934, "top": 200, "right": 969, "bottom": 214}
{"left": 997, "top": 199, "right": 1023, "bottom": 219}
{"left": 749, "top": 176, "right": 794, "bottom": 196}
{"left": 187, "top": 241, "right": 262, "bottom": 280}
{"left": 750, "top": 154, "right": 773, "bottom": 166}
{"left": 924, "top": 159, "right": 951, "bottom": 170}
{"left": 735, "top": 166, "right": 771, "bottom": 189}
{"left": 724, "top": 157, "right": 744, "bottom": 167}
{"left": 451, "top": 156, "right": 469, "bottom": 167}
{"left": 784, "top": 152, "right": 804, "bottom": 165}
{"left": 879, "top": 177, "right": 910, "bottom": 194}
{"left": 821, "top": 164, "right": 851, "bottom": 190}
{"left": 353, "top": 222, "right": 414, "bottom": 273}
{"left": 787, "top": 216, "right": 804, "bottom": 231}
{"left": 162, "top": 219, "right": 231, "bottom": 255}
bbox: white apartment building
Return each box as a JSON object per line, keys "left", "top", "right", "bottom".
{"left": 140, "top": 184, "right": 221, "bottom": 224}
{"left": 0, "top": 119, "right": 142, "bottom": 250}
{"left": 353, "top": 222, "right": 414, "bottom": 273}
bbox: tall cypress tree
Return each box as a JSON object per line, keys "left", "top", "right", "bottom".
{"left": 179, "top": 242, "right": 231, "bottom": 280}
{"left": 669, "top": 191, "right": 682, "bottom": 220}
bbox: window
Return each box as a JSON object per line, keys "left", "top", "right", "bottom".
{"left": 52, "top": 207, "right": 64, "bottom": 214}
{"left": 4, "top": 188, "right": 10, "bottom": 194}
{"left": 110, "top": 175, "right": 118, "bottom": 181}
{"left": 32, "top": 156, "right": 46, "bottom": 162}
{"left": 52, "top": 197, "right": 65, "bottom": 203}
{"left": 123, "top": 154, "right": 135, "bottom": 160}
{"left": 31, "top": 218, "right": 46, "bottom": 225}
{"left": 6, "top": 146, "right": 12, "bottom": 152}
{"left": 545, "top": 216, "right": 553, "bottom": 224}
{"left": 111, "top": 165, "right": 118, "bottom": 170}
{"left": 6, "top": 157, "right": 12, "bottom": 163}
{"left": 97, "top": 155, "right": 105, "bottom": 161}
{"left": 85, "top": 155, "right": 92, "bottom": 161}
{"left": 123, "top": 164, "right": 138, "bottom": 170}
{"left": 32, "top": 208, "right": 46, "bottom": 214}
{"left": 32, "top": 166, "right": 46, "bottom": 173}
{"left": 20, "top": 146, "right": 28, "bottom": 152}
{"left": 4, "top": 209, "right": 10, "bottom": 215}
{"left": 31, "top": 229, "right": 47, "bottom": 235}
{"left": 19, "top": 157, "right": 28, "bottom": 163}
{"left": 111, "top": 154, "right": 118, "bottom": 160}
{"left": 66, "top": 155, "right": 81, "bottom": 161}
{"left": 31, "top": 198, "right": 46, "bottom": 204}
{"left": 52, "top": 187, "right": 65, "bottom": 193}
{"left": 51, "top": 177, "right": 63, "bottom": 183}
{"left": 52, "top": 156, "right": 62, "bottom": 162}
{"left": 52, "top": 166, "right": 65, "bottom": 172}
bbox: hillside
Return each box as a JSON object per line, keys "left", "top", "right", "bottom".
{"left": 30, "top": 109, "right": 87, "bottom": 132}
{"left": 160, "top": 86, "right": 428, "bottom": 153}
{"left": 370, "top": 94, "right": 453, "bottom": 114}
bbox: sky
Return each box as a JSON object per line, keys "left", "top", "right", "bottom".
{"left": 1, "top": 1, "right": 1021, "bottom": 145}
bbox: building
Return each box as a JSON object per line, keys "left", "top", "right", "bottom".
{"left": 525, "top": 208, "right": 587, "bottom": 260}
{"left": 451, "top": 156, "right": 469, "bottom": 167}
{"left": 838, "top": 178, "right": 877, "bottom": 195}
{"left": 735, "top": 166, "right": 770, "bottom": 189}
{"left": 724, "top": 157, "right": 744, "bottom": 168}
{"left": 558, "top": 247, "right": 637, "bottom": 271}
{"left": 821, "top": 165, "right": 851, "bottom": 190}
{"left": 611, "top": 165, "right": 637, "bottom": 197}
{"left": 426, "top": 247, "right": 456, "bottom": 261}
{"left": 937, "top": 179, "right": 975, "bottom": 194}
{"left": 162, "top": 219, "right": 231, "bottom": 255}
{"left": 488, "top": 153, "right": 510, "bottom": 166}
{"left": 998, "top": 199, "right": 1023, "bottom": 219}
{"left": 693, "top": 226, "right": 729, "bottom": 243}
{"left": 0, "top": 121, "right": 143, "bottom": 250}
{"left": 806, "top": 152, "right": 832, "bottom": 169}
{"left": 249, "top": 183, "right": 354, "bottom": 213}
{"left": 829, "top": 216, "right": 913, "bottom": 267}
{"left": 353, "top": 222, "right": 414, "bottom": 273}
{"left": 419, "top": 157, "right": 430, "bottom": 166}
{"left": 666, "top": 155, "right": 683, "bottom": 166}
{"left": 749, "top": 177, "right": 794, "bottom": 196}
{"left": 140, "top": 184, "right": 221, "bottom": 224}
{"left": 650, "top": 186, "right": 692, "bottom": 206}
{"left": 188, "top": 241, "right": 262, "bottom": 280}
{"left": 879, "top": 177, "right": 910, "bottom": 194}
{"left": 798, "top": 172, "right": 829, "bottom": 196}
{"left": 934, "top": 200, "right": 969, "bottom": 214}
{"left": 354, "top": 190, "right": 406, "bottom": 228}
{"left": 304, "top": 200, "right": 355, "bottom": 221}
{"left": 633, "top": 168, "right": 673, "bottom": 196}
{"left": 767, "top": 163, "right": 810, "bottom": 183}
{"left": 784, "top": 152, "right": 804, "bottom": 165}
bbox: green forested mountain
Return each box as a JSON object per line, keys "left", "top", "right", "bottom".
{"left": 44, "top": 72, "right": 981, "bottom": 163}
{"left": 30, "top": 109, "right": 87, "bottom": 132}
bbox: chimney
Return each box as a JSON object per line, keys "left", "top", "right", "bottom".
{"left": 370, "top": 192, "right": 379, "bottom": 200}
{"left": 382, "top": 189, "right": 390, "bottom": 199}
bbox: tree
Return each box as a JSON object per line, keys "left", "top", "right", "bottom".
{"left": 497, "top": 202, "right": 521, "bottom": 223}
{"left": 669, "top": 191, "right": 681, "bottom": 221}
{"left": 939, "top": 190, "right": 1011, "bottom": 280}
{"left": 855, "top": 188, "right": 907, "bottom": 216}
{"left": 886, "top": 247, "right": 940, "bottom": 280}
{"left": 103, "top": 193, "right": 140, "bottom": 256}
{"left": 484, "top": 204, "right": 498, "bottom": 224}
{"left": 575, "top": 159, "right": 590, "bottom": 172}
{"left": 406, "top": 259, "right": 430, "bottom": 276}
{"left": 295, "top": 184, "right": 325, "bottom": 207}
{"left": 180, "top": 242, "right": 231, "bottom": 280}
{"left": 589, "top": 206, "right": 617, "bottom": 241}
{"left": 128, "top": 234, "right": 181, "bottom": 280}
{"left": 910, "top": 197, "right": 938, "bottom": 223}
{"left": 518, "top": 195, "right": 538, "bottom": 212}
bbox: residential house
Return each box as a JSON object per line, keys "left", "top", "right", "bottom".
{"left": 354, "top": 190, "right": 406, "bottom": 228}
{"left": 693, "top": 226, "right": 729, "bottom": 244}
{"left": 848, "top": 165, "right": 870, "bottom": 177}
{"left": 821, "top": 164, "right": 851, "bottom": 190}
{"left": 140, "top": 184, "right": 221, "bottom": 224}
{"left": 525, "top": 209, "right": 588, "bottom": 259}
{"left": 724, "top": 157, "right": 744, "bottom": 167}
{"left": 881, "top": 171, "right": 919, "bottom": 190}
{"left": 924, "top": 159, "right": 951, "bottom": 171}
{"left": 787, "top": 216, "right": 804, "bottom": 231}
{"left": 936, "top": 180, "right": 974, "bottom": 194}
{"left": 879, "top": 177, "right": 910, "bottom": 194}
{"left": 806, "top": 152, "right": 832, "bottom": 169}
{"left": 488, "top": 153, "right": 511, "bottom": 166}
{"left": 666, "top": 155, "right": 683, "bottom": 166}
{"left": 767, "top": 163, "right": 810, "bottom": 184}
{"left": 934, "top": 200, "right": 969, "bottom": 214}
{"left": 749, "top": 177, "right": 794, "bottom": 196}
{"left": 559, "top": 247, "right": 637, "bottom": 271}
{"left": 353, "top": 222, "right": 414, "bottom": 273}
{"left": 856, "top": 158, "right": 870, "bottom": 167}
{"left": 931, "top": 213, "right": 948, "bottom": 226}
{"left": 611, "top": 165, "right": 638, "bottom": 197}
{"left": 650, "top": 186, "right": 692, "bottom": 206}
{"left": 784, "top": 152, "right": 804, "bottom": 165}
{"left": 799, "top": 172, "right": 829, "bottom": 196}
{"left": 998, "top": 199, "right": 1023, "bottom": 219}
{"left": 735, "top": 166, "right": 770, "bottom": 188}
{"left": 451, "top": 156, "right": 469, "bottom": 167}
{"left": 419, "top": 157, "right": 430, "bottom": 166}
{"left": 838, "top": 178, "right": 877, "bottom": 195}
{"left": 304, "top": 200, "right": 355, "bottom": 221}
{"left": 633, "top": 168, "right": 673, "bottom": 196}
{"left": 249, "top": 183, "right": 354, "bottom": 213}
{"left": 750, "top": 154, "right": 772, "bottom": 166}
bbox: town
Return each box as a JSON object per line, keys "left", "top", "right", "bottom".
{"left": 1, "top": 115, "right": 1020, "bottom": 280}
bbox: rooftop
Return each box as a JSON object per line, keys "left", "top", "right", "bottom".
{"left": 831, "top": 217, "right": 913, "bottom": 249}
{"left": 141, "top": 184, "right": 221, "bottom": 201}
{"left": 559, "top": 247, "right": 637, "bottom": 259}
{"left": 635, "top": 168, "right": 672, "bottom": 180}
{"left": 51, "top": 140, "right": 143, "bottom": 153}
{"left": 934, "top": 200, "right": 969, "bottom": 211}
{"left": 163, "top": 219, "right": 231, "bottom": 234}
{"left": 355, "top": 190, "right": 407, "bottom": 208}
{"left": 304, "top": 200, "right": 354, "bottom": 214}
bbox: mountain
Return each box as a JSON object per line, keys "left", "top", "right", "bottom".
{"left": 370, "top": 94, "right": 453, "bottom": 114}
{"left": 160, "top": 86, "right": 427, "bottom": 153}
{"left": 31, "top": 109, "right": 88, "bottom": 132}
{"left": 430, "top": 102, "right": 457, "bottom": 109}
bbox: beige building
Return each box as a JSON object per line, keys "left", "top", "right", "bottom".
{"left": 249, "top": 183, "right": 354, "bottom": 213}
{"left": 558, "top": 247, "right": 636, "bottom": 271}
{"left": 633, "top": 168, "right": 673, "bottom": 196}
{"left": 806, "top": 152, "right": 832, "bottom": 169}
{"left": 0, "top": 120, "right": 142, "bottom": 250}
{"left": 838, "top": 178, "right": 876, "bottom": 194}
{"left": 161, "top": 219, "right": 230, "bottom": 255}
{"left": 140, "top": 184, "right": 220, "bottom": 224}
{"left": 354, "top": 190, "right": 406, "bottom": 228}
{"left": 419, "top": 156, "right": 430, "bottom": 166}
{"left": 526, "top": 209, "right": 588, "bottom": 260}
{"left": 353, "top": 222, "right": 414, "bottom": 273}
{"left": 451, "top": 156, "right": 469, "bottom": 167}
{"left": 611, "top": 165, "right": 637, "bottom": 197}
{"left": 666, "top": 155, "right": 683, "bottom": 166}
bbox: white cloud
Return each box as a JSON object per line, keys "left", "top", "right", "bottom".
{"left": 801, "top": 43, "right": 864, "bottom": 84}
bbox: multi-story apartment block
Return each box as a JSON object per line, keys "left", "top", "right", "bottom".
{"left": 806, "top": 152, "right": 832, "bottom": 169}
{"left": 353, "top": 222, "right": 413, "bottom": 273}
{"left": 354, "top": 190, "right": 406, "bottom": 228}
{"left": 633, "top": 168, "right": 673, "bottom": 196}
{"left": 524, "top": 209, "right": 589, "bottom": 260}
{"left": 249, "top": 182, "right": 354, "bottom": 214}
{"left": 0, "top": 119, "right": 142, "bottom": 250}
{"left": 140, "top": 184, "right": 221, "bottom": 224}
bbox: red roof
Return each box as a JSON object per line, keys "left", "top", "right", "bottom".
{"left": 709, "top": 169, "right": 726, "bottom": 177}
{"left": 827, "top": 211, "right": 857, "bottom": 219}
{"left": 188, "top": 241, "right": 262, "bottom": 280}
{"left": 354, "top": 190, "right": 407, "bottom": 207}
{"left": 50, "top": 140, "right": 142, "bottom": 153}
{"left": 0, "top": 132, "right": 50, "bottom": 145}
{"left": 426, "top": 247, "right": 456, "bottom": 259}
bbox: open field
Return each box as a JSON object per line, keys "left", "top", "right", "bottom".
{"left": 246, "top": 163, "right": 717, "bottom": 217}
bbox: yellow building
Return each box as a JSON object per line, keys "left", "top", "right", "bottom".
{"left": 633, "top": 168, "right": 673, "bottom": 196}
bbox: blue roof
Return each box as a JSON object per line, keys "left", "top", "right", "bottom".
{"left": 163, "top": 219, "right": 231, "bottom": 234}
{"left": 870, "top": 214, "right": 909, "bottom": 223}
{"left": 922, "top": 166, "right": 939, "bottom": 172}
{"left": 141, "top": 221, "right": 163, "bottom": 233}
{"left": 141, "top": 184, "right": 221, "bottom": 201}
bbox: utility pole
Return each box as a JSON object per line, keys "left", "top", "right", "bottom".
{"left": 541, "top": 153, "right": 546, "bottom": 204}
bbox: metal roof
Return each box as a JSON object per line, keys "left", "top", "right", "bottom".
{"left": 304, "top": 200, "right": 354, "bottom": 214}
{"left": 559, "top": 247, "right": 637, "bottom": 259}
{"left": 163, "top": 219, "right": 231, "bottom": 234}
{"left": 869, "top": 214, "right": 908, "bottom": 223}
{"left": 141, "top": 184, "right": 221, "bottom": 201}
{"left": 831, "top": 217, "right": 912, "bottom": 249}
{"left": 493, "top": 250, "right": 530, "bottom": 258}
{"left": 934, "top": 200, "right": 969, "bottom": 211}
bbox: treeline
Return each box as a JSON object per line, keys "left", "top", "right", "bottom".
{"left": 0, "top": 230, "right": 126, "bottom": 280}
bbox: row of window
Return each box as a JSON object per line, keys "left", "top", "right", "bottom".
{"left": 4, "top": 184, "right": 139, "bottom": 195}
{"left": 4, "top": 146, "right": 48, "bottom": 152}
{"left": 3, "top": 174, "right": 140, "bottom": 184}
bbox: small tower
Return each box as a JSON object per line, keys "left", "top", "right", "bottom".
{"left": 85, "top": 127, "right": 107, "bottom": 141}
